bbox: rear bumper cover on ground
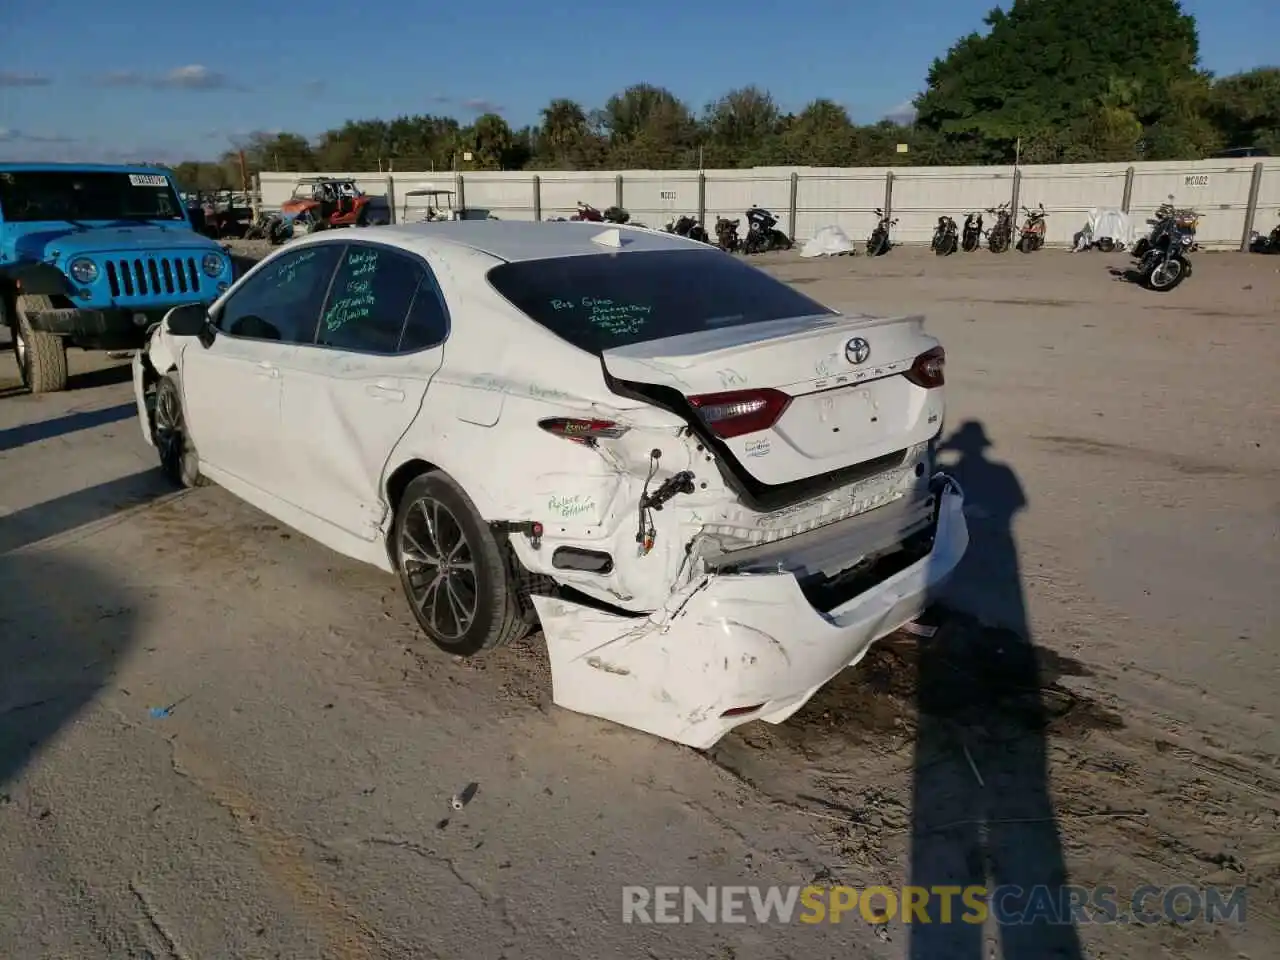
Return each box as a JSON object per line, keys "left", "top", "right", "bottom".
{"left": 534, "top": 475, "right": 968, "bottom": 749}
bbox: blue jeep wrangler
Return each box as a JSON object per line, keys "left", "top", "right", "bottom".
{"left": 0, "top": 163, "right": 234, "bottom": 393}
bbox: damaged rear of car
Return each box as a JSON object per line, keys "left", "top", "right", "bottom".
{"left": 480, "top": 244, "right": 968, "bottom": 748}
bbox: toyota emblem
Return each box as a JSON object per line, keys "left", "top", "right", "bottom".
{"left": 845, "top": 337, "right": 871, "bottom": 365}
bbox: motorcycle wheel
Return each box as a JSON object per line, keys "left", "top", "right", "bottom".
{"left": 1132, "top": 238, "right": 1150, "bottom": 258}
{"left": 989, "top": 233, "right": 1006, "bottom": 253}
{"left": 1096, "top": 238, "right": 1115, "bottom": 253}
{"left": 1141, "top": 254, "right": 1188, "bottom": 292}
{"left": 962, "top": 235, "right": 978, "bottom": 252}
{"left": 945, "top": 235, "right": 958, "bottom": 255}
{"left": 867, "top": 233, "right": 888, "bottom": 257}
{"left": 1017, "top": 235, "right": 1034, "bottom": 253}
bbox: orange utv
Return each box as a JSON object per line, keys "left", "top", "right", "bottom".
{"left": 279, "top": 177, "right": 374, "bottom": 230}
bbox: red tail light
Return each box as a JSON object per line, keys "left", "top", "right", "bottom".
{"left": 688, "top": 388, "right": 791, "bottom": 439}
{"left": 538, "top": 417, "right": 629, "bottom": 445}
{"left": 904, "top": 346, "right": 946, "bottom": 389}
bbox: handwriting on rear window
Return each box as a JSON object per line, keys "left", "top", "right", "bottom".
{"left": 324, "top": 275, "right": 376, "bottom": 331}
{"left": 347, "top": 249, "right": 379, "bottom": 277}
{"left": 274, "top": 249, "right": 318, "bottom": 287}
{"left": 550, "top": 296, "right": 651, "bottom": 335}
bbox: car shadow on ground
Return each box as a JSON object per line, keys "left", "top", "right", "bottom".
{"left": 0, "top": 400, "right": 137, "bottom": 453}
{"left": 907, "top": 420, "right": 1084, "bottom": 959}
{"left": 0, "top": 533, "right": 146, "bottom": 792}
{"left": 67, "top": 362, "right": 134, "bottom": 391}
{"left": 0, "top": 470, "right": 176, "bottom": 555}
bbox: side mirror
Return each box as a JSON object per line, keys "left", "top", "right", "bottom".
{"left": 165, "top": 302, "right": 212, "bottom": 339}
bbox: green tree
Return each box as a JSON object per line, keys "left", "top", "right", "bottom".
{"left": 600, "top": 84, "right": 699, "bottom": 168}
{"left": 915, "top": 0, "right": 1204, "bottom": 163}
{"left": 701, "top": 86, "right": 782, "bottom": 167}
{"left": 1206, "top": 67, "right": 1280, "bottom": 152}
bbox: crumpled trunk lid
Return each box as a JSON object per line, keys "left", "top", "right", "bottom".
{"left": 601, "top": 311, "right": 944, "bottom": 486}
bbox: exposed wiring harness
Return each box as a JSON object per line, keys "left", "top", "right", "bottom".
{"left": 635, "top": 448, "right": 696, "bottom": 555}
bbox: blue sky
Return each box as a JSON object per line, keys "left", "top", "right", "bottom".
{"left": 1, "top": 0, "right": 1275, "bottom": 164}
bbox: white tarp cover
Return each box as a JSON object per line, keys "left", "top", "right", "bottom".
{"left": 800, "top": 225, "right": 857, "bottom": 257}
{"left": 1073, "top": 207, "right": 1138, "bottom": 251}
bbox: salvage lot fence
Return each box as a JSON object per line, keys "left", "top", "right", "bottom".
{"left": 259, "top": 158, "right": 1280, "bottom": 250}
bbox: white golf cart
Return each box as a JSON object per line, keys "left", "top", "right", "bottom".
{"left": 401, "top": 186, "right": 462, "bottom": 222}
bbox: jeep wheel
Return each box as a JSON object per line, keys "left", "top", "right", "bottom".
{"left": 12, "top": 294, "right": 68, "bottom": 394}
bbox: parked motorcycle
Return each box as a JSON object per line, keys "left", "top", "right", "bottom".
{"left": 570, "top": 201, "right": 605, "bottom": 222}
{"left": 665, "top": 214, "right": 710, "bottom": 244}
{"left": 1247, "top": 211, "right": 1279, "bottom": 254}
{"left": 1131, "top": 199, "right": 1178, "bottom": 258}
{"left": 602, "top": 206, "right": 631, "bottom": 224}
{"left": 931, "top": 215, "right": 959, "bottom": 256}
{"left": 742, "top": 206, "right": 792, "bottom": 254}
{"left": 1136, "top": 201, "right": 1198, "bottom": 292}
{"left": 715, "top": 217, "right": 742, "bottom": 252}
{"left": 866, "top": 208, "right": 898, "bottom": 256}
{"left": 986, "top": 203, "right": 1014, "bottom": 253}
{"left": 961, "top": 210, "right": 984, "bottom": 252}
{"left": 1016, "top": 203, "right": 1047, "bottom": 252}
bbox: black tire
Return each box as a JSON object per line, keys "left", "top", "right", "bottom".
{"left": 1140, "top": 254, "right": 1188, "bottom": 292}
{"left": 1132, "top": 238, "right": 1150, "bottom": 258}
{"left": 12, "top": 294, "right": 68, "bottom": 394}
{"left": 151, "top": 373, "right": 206, "bottom": 488}
{"left": 1096, "top": 237, "right": 1115, "bottom": 253}
{"left": 866, "top": 232, "right": 888, "bottom": 257}
{"left": 392, "top": 471, "right": 534, "bottom": 657}
{"left": 1017, "top": 235, "right": 1034, "bottom": 253}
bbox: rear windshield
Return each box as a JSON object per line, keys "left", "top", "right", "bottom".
{"left": 486, "top": 248, "right": 836, "bottom": 354}
{"left": 0, "top": 170, "right": 186, "bottom": 223}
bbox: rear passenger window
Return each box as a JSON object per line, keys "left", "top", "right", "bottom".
{"left": 317, "top": 245, "right": 423, "bottom": 353}
{"left": 400, "top": 280, "right": 449, "bottom": 351}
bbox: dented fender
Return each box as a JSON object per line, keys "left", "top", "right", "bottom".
{"left": 131, "top": 318, "right": 182, "bottom": 447}
{"left": 536, "top": 476, "right": 969, "bottom": 749}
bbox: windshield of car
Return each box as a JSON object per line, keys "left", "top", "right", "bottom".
{"left": 0, "top": 170, "right": 186, "bottom": 223}
{"left": 486, "top": 249, "right": 836, "bottom": 354}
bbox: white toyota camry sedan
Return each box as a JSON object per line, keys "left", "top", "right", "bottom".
{"left": 132, "top": 220, "right": 968, "bottom": 748}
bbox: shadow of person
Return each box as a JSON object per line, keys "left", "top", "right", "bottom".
{"left": 0, "top": 547, "right": 143, "bottom": 790}
{"left": 908, "top": 420, "right": 1083, "bottom": 959}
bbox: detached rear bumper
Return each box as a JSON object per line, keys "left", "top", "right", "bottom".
{"left": 26, "top": 306, "right": 162, "bottom": 351}
{"left": 535, "top": 475, "right": 968, "bottom": 749}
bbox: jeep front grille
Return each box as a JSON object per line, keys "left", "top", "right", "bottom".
{"left": 106, "top": 257, "right": 202, "bottom": 299}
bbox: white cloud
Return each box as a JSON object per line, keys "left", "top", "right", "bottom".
{"left": 100, "top": 65, "right": 236, "bottom": 91}
{"left": 0, "top": 128, "right": 76, "bottom": 144}
{"left": 0, "top": 71, "right": 52, "bottom": 87}
{"left": 884, "top": 99, "right": 918, "bottom": 125}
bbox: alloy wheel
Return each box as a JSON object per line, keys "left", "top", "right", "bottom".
{"left": 1151, "top": 259, "right": 1182, "bottom": 288}
{"left": 398, "top": 495, "right": 478, "bottom": 641}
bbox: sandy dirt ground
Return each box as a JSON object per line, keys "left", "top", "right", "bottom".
{"left": 1, "top": 243, "right": 1277, "bottom": 959}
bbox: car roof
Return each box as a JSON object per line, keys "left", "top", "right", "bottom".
{"left": 0, "top": 162, "right": 175, "bottom": 175}
{"left": 366, "top": 219, "right": 713, "bottom": 263}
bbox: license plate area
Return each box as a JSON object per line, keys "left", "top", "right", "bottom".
{"left": 774, "top": 386, "right": 893, "bottom": 458}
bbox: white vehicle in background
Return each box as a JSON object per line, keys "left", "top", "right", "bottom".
{"left": 131, "top": 220, "right": 967, "bottom": 748}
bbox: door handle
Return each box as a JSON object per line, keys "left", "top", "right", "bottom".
{"left": 365, "top": 383, "right": 405, "bottom": 402}
{"left": 255, "top": 361, "right": 280, "bottom": 379}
